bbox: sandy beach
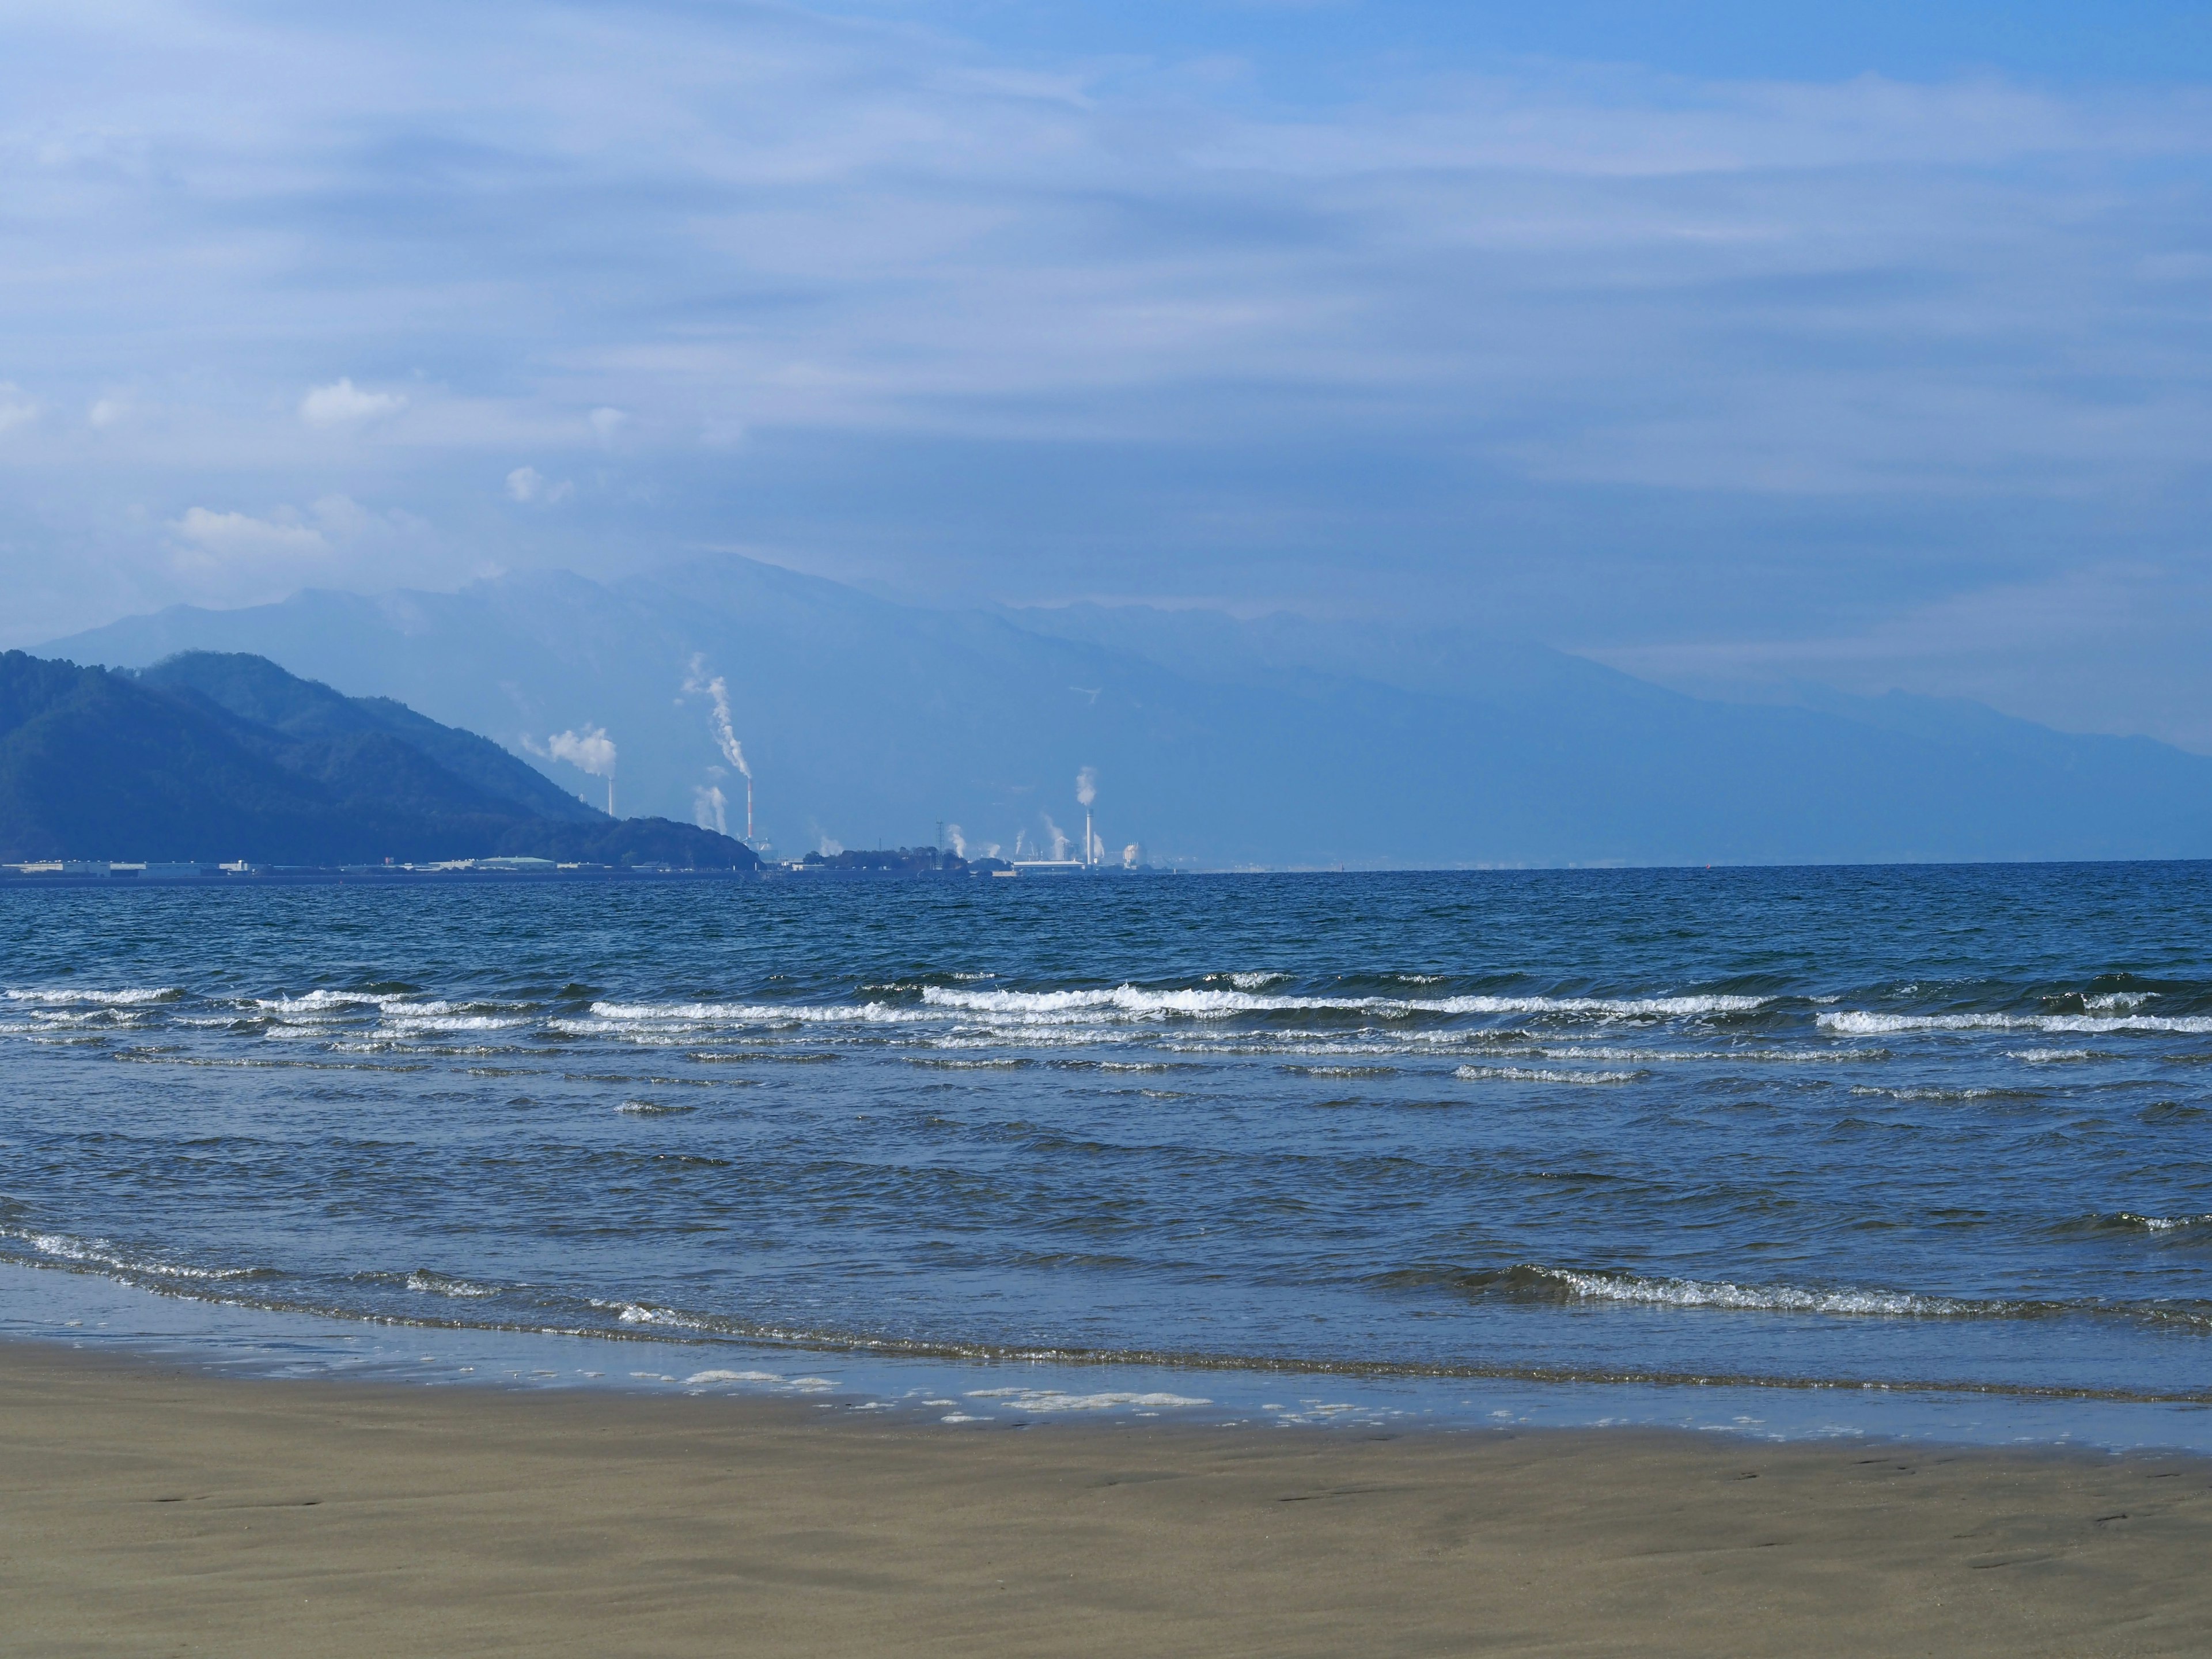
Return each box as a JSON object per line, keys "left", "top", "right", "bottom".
{"left": 1, "top": 1343, "right": 2205, "bottom": 1656}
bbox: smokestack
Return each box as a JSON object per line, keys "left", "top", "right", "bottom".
{"left": 1075, "top": 766, "right": 1098, "bottom": 868}
{"left": 684, "top": 658, "right": 754, "bottom": 840}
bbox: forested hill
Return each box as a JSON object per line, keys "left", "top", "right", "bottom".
{"left": 0, "top": 650, "right": 758, "bottom": 868}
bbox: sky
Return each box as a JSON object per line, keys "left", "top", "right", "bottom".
{"left": 5, "top": 1, "right": 2212, "bottom": 744}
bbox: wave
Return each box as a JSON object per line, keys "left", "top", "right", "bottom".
{"left": 1847, "top": 1084, "right": 2028, "bottom": 1103}
{"left": 1455, "top": 1065, "right": 1644, "bottom": 1084}
{"left": 2096, "top": 1212, "right": 2212, "bottom": 1234}
{"left": 1525, "top": 1265, "right": 1981, "bottom": 1317}
{"left": 963, "top": 1387, "right": 1212, "bottom": 1412}
{"left": 404, "top": 1270, "right": 501, "bottom": 1298}
{"left": 1536, "top": 1044, "right": 1889, "bottom": 1065}
{"left": 11, "top": 1244, "right": 2209, "bottom": 1404}
{"left": 1, "top": 1226, "right": 270, "bottom": 1283}
{"left": 5, "top": 986, "right": 181, "bottom": 1006}
{"left": 380, "top": 1013, "right": 534, "bottom": 1033}
{"left": 919, "top": 985, "right": 1770, "bottom": 1022}
{"left": 578, "top": 1000, "right": 931, "bottom": 1027}
{"left": 253, "top": 989, "right": 415, "bottom": 1013}
{"left": 1821, "top": 1010, "right": 2212, "bottom": 1036}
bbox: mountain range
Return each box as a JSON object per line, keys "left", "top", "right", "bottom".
{"left": 41, "top": 555, "right": 2212, "bottom": 867}
{"left": 0, "top": 649, "right": 756, "bottom": 867}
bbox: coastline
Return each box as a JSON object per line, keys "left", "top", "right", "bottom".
{"left": 5, "top": 1338, "right": 2208, "bottom": 1657}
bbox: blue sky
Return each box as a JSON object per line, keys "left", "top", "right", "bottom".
{"left": 5, "top": 1, "right": 2212, "bottom": 744}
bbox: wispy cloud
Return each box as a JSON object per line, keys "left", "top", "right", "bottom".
{"left": 0, "top": 385, "right": 40, "bottom": 436}
{"left": 300, "top": 378, "right": 407, "bottom": 427}
{"left": 169, "top": 506, "right": 330, "bottom": 560}
{"left": 0, "top": 2, "right": 2207, "bottom": 742}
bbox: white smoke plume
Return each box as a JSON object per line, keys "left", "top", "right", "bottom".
{"left": 1076, "top": 766, "right": 1097, "bottom": 807}
{"left": 1089, "top": 828, "right": 1105, "bottom": 863}
{"left": 548, "top": 726, "right": 616, "bottom": 776}
{"left": 944, "top": 824, "right": 967, "bottom": 858}
{"left": 1041, "top": 813, "right": 1070, "bottom": 861}
{"left": 683, "top": 656, "right": 750, "bottom": 778}
{"left": 694, "top": 784, "right": 728, "bottom": 836}
{"left": 546, "top": 725, "right": 618, "bottom": 815}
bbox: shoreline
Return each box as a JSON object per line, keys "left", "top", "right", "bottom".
{"left": 12, "top": 1259, "right": 2212, "bottom": 1453}
{"left": 5, "top": 1338, "right": 2209, "bottom": 1657}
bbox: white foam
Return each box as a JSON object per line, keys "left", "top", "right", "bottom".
{"left": 253, "top": 989, "right": 410, "bottom": 1013}
{"left": 1455, "top": 1065, "right": 1643, "bottom": 1084}
{"left": 2008, "top": 1047, "right": 2095, "bottom": 1063}
{"left": 405, "top": 1271, "right": 498, "bottom": 1298}
{"left": 1549, "top": 1267, "right": 1969, "bottom": 1317}
{"left": 582, "top": 999, "right": 930, "bottom": 1027}
{"left": 963, "top": 1388, "right": 1211, "bottom": 1412}
{"left": 1821, "top": 1010, "right": 2212, "bottom": 1036}
{"left": 2085, "top": 991, "right": 2156, "bottom": 1012}
{"left": 921, "top": 985, "right": 1767, "bottom": 1023}
{"left": 683, "top": 1369, "right": 785, "bottom": 1385}
{"left": 1847, "top": 1085, "right": 2010, "bottom": 1102}
{"left": 2110, "top": 1212, "right": 2211, "bottom": 1232}
{"left": 7, "top": 1228, "right": 260, "bottom": 1281}
{"left": 381, "top": 1013, "right": 531, "bottom": 1033}
{"left": 1539, "top": 1045, "right": 1887, "bottom": 1065}
{"left": 6, "top": 986, "right": 177, "bottom": 1006}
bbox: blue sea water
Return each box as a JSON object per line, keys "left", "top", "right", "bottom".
{"left": 4, "top": 864, "right": 2210, "bottom": 1443}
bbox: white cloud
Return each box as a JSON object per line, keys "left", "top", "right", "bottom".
{"left": 505, "top": 465, "right": 573, "bottom": 504}
{"left": 0, "top": 385, "right": 40, "bottom": 435}
{"left": 299, "top": 377, "right": 407, "bottom": 427}
{"left": 4, "top": 1, "right": 2212, "bottom": 736}
{"left": 87, "top": 395, "right": 128, "bottom": 429}
{"left": 169, "top": 506, "right": 329, "bottom": 560}
{"left": 308, "top": 493, "right": 373, "bottom": 539}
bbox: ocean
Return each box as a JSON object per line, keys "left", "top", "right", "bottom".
{"left": 5, "top": 863, "right": 2210, "bottom": 1444}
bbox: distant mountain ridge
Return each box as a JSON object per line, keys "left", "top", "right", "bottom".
{"left": 41, "top": 557, "right": 2212, "bottom": 866}
{"left": 0, "top": 650, "right": 758, "bottom": 867}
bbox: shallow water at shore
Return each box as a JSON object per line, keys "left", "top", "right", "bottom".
{"left": 4, "top": 864, "right": 2211, "bottom": 1442}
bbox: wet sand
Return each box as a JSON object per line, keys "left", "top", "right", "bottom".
{"left": 3, "top": 1342, "right": 2207, "bottom": 1657}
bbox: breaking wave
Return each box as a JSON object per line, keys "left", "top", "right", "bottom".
{"left": 1822, "top": 1010, "right": 2212, "bottom": 1036}
{"left": 919, "top": 985, "right": 1769, "bottom": 1021}
{"left": 1533, "top": 1266, "right": 1982, "bottom": 1317}
{"left": 1455, "top": 1065, "right": 1644, "bottom": 1084}
{"left": 5, "top": 986, "right": 181, "bottom": 1006}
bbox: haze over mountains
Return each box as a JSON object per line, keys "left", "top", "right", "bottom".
{"left": 43, "top": 556, "right": 2212, "bottom": 868}
{"left": 0, "top": 650, "right": 756, "bottom": 868}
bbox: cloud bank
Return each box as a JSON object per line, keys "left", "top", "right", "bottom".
{"left": 2, "top": 3, "right": 2210, "bottom": 741}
